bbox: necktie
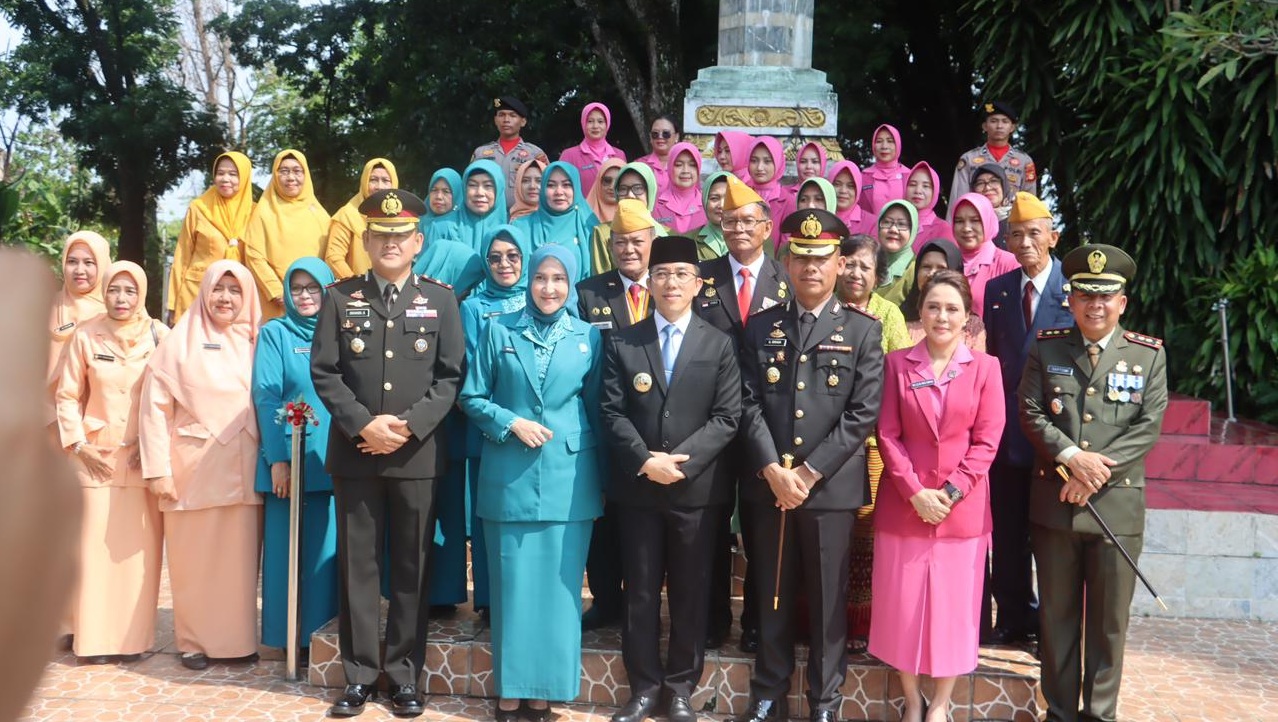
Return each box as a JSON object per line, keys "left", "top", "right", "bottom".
{"left": 799, "top": 311, "right": 817, "bottom": 349}
{"left": 737, "top": 267, "right": 753, "bottom": 322}
{"left": 1087, "top": 342, "right": 1101, "bottom": 371}
{"left": 661, "top": 324, "right": 681, "bottom": 385}
{"left": 1022, "top": 282, "right": 1035, "bottom": 331}
{"left": 383, "top": 281, "right": 398, "bottom": 310}
{"left": 628, "top": 283, "right": 649, "bottom": 323}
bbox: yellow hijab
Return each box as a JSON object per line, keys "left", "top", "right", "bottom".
{"left": 337, "top": 158, "right": 399, "bottom": 235}
{"left": 255, "top": 149, "right": 329, "bottom": 242}
{"left": 189, "top": 151, "right": 254, "bottom": 244}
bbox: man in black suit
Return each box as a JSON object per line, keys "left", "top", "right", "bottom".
{"left": 693, "top": 175, "right": 790, "bottom": 652}
{"left": 576, "top": 198, "right": 657, "bottom": 630}
{"left": 734, "top": 209, "right": 884, "bottom": 722}
{"left": 603, "top": 234, "right": 743, "bottom": 722}
{"left": 311, "top": 190, "right": 465, "bottom": 718}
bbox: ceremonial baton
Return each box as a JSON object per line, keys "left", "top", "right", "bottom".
{"left": 285, "top": 406, "right": 309, "bottom": 680}
{"left": 772, "top": 453, "right": 795, "bottom": 611}
{"left": 1056, "top": 465, "right": 1168, "bottom": 611}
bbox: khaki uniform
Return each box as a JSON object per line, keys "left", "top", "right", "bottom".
{"left": 471, "top": 139, "right": 549, "bottom": 210}
{"left": 949, "top": 145, "right": 1037, "bottom": 212}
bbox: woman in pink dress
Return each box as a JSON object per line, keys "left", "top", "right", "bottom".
{"left": 712, "top": 130, "right": 754, "bottom": 180}
{"left": 905, "top": 162, "right": 952, "bottom": 252}
{"left": 780, "top": 140, "right": 829, "bottom": 219}
{"left": 636, "top": 114, "right": 681, "bottom": 193}
{"left": 743, "top": 136, "right": 787, "bottom": 246}
{"left": 827, "top": 160, "right": 872, "bottom": 236}
{"left": 558, "top": 102, "right": 626, "bottom": 194}
{"left": 652, "top": 142, "right": 707, "bottom": 234}
{"left": 859, "top": 124, "right": 908, "bottom": 216}
{"left": 870, "top": 270, "right": 1005, "bottom": 722}
{"left": 951, "top": 192, "right": 1018, "bottom": 320}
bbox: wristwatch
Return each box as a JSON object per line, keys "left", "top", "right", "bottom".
{"left": 942, "top": 481, "right": 963, "bottom": 503}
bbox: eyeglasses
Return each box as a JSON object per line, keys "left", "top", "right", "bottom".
{"left": 972, "top": 178, "right": 1002, "bottom": 191}
{"left": 616, "top": 184, "right": 647, "bottom": 197}
{"left": 487, "top": 252, "right": 522, "bottom": 266}
{"left": 722, "top": 218, "right": 765, "bottom": 231}
{"left": 289, "top": 284, "right": 322, "bottom": 297}
{"left": 277, "top": 168, "right": 305, "bottom": 178}
{"left": 650, "top": 269, "right": 699, "bottom": 285}
{"left": 878, "top": 219, "right": 911, "bottom": 231}
{"left": 650, "top": 130, "right": 675, "bottom": 139}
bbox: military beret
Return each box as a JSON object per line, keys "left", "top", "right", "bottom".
{"left": 359, "top": 189, "right": 426, "bottom": 233}
{"left": 493, "top": 96, "right": 529, "bottom": 118}
{"left": 648, "top": 235, "right": 700, "bottom": 269}
{"left": 1008, "top": 191, "right": 1052, "bottom": 224}
{"left": 721, "top": 174, "right": 765, "bottom": 212}
{"left": 780, "top": 208, "right": 848, "bottom": 258}
{"left": 611, "top": 198, "right": 661, "bottom": 234}
{"left": 1061, "top": 244, "right": 1136, "bottom": 295}
{"left": 982, "top": 100, "right": 1019, "bottom": 123}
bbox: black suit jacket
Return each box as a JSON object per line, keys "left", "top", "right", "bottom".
{"left": 601, "top": 315, "right": 742, "bottom": 508}
{"left": 311, "top": 272, "right": 465, "bottom": 479}
{"left": 693, "top": 254, "right": 789, "bottom": 346}
{"left": 577, "top": 270, "right": 653, "bottom": 337}
{"left": 738, "top": 299, "right": 884, "bottom": 510}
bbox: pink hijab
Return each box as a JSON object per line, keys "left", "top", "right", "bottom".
{"left": 907, "top": 161, "right": 953, "bottom": 252}
{"left": 953, "top": 193, "right": 1019, "bottom": 318}
{"left": 859, "top": 123, "right": 908, "bottom": 216}
{"left": 826, "top": 161, "right": 870, "bottom": 236}
{"left": 147, "top": 260, "right": 261, "bottom": 445}
{"left": 715, "top": 130, "right": 756, "bottom": 181}
{"left": 560, "top": 102, "right": 626, "bottom": 192}
{"left": 652, "top": 143, "right": 707, "bottom": 234}
{"left": 788, "top": 141, "right": 829, "bottom": 192}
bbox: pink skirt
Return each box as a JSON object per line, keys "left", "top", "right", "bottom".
{"left": 867, "top": 532, "right": 987, "bottom": 677}
{"left": 165, "top": 504, "right": 261, "bottom": 657}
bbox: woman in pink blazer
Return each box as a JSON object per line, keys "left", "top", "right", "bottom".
{"left": 868, "top": 270, "right": 1005, "bottom": 722}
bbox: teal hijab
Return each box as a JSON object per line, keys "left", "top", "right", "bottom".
{"left": 526, "top": 243, "right": 580, "bottom": 324}
{"left": 450, "top": 160, "right": 509, "bottom": 253}
{"left": 515, "top": 161, "right": 598, "bottom": 277}
{"left": 477, "top": 224, "right": 531, "bottom": 300}
{"left": 279, "top": 257, "right": 336, "bottom": 339}
{"left": 421, "top": 168, "right": 462, "bottom": 243}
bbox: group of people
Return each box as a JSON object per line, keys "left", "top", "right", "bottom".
{"left": 45, "top": 95, "right": 1167, "bottom": 722}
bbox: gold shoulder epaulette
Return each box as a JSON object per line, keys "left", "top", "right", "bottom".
{"left": 1037, "top": 327, "right": 1073, "bottom": 340}
{"left": 1124, "top": 331, "right": 1163, "bottom": 349}
{"left": 419, "top": 275, "right": 454, "bottom": 290}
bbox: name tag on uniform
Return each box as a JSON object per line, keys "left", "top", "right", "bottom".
{"left": 93, "top": 353, "right": 115, "bottom": 362}
{"left": 483, "top": 310, "right": 505, "bottom": 318}
{"left": 911, "top": 379, "right": 936, "bottom": 389}
{"left": 1047, "top": 364, "right": 1074, "bottom": 376}
{"left": 56, "top": 322, "right": 75, "bottom": 333}
{"left": 203, "top": 343, "right": 221, "bottom": 350}
{"left": 764, "top": 338, "right": 786, "bottom": 347}
{"left": 345, "top": 308, "right": 370, "bottom": 318}
{"left": 700, "top": 299, "right": 721, "bottom": 308}
{"left": 591, "top": 321, "right": 613, "bottom": 330}
{"left": 502, "top": 346, "right": 516, "bottom": 354}
{"left": 406, "top": 308, "right": 438, "bottom": 319}
{"left": 293, "top": 346, "right": 310, "bottom": 354}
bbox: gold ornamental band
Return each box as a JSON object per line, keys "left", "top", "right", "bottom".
{"left": 694, "top": 105, "right": 827, "bottom": 129}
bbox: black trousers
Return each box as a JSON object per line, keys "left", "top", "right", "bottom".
{"left": 709, "top": 485, "right": 758, "bottom": 638}
{"left": 333, "top": 476, "right": 438, "bottom": 686}
{"left": 618, "top": 504, "right": 722, "bottom": 698}
{"left": 586, "top": 500, "right": 625, "bottom": 615}
{"left": 987, "top": 460, "right": 1040, "bottom": 634}
{"left": 746, "top": 502, "right": 854, "bottom": 711}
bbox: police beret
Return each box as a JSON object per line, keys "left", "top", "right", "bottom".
{"left": 1061, "top": 244, "right": 1136, "bottom": 295}
{"left": 359, "top": 189, "right": 426, "bottom": 233}
{"left": 493, "top": 96, "right": 529, "bottom": 118}
{"left": 780, "top": 208, "right": 848, "bottom": 258}
{"left": 981, "top": 100, "right": 1019, "bottom": 123}
{"left": 649, "top": 235, "right": 700, "bottom": 269}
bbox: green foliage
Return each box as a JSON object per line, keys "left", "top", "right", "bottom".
{"left": 967, "top": 0, "right": 1278, "bottom": 409}
{"left": 1185, "top": 247, "right": 1278, "bottom": 425}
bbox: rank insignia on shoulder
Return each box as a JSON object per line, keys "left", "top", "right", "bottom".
{"left": 1037, "top": 327, "right": 1072, "bottom": 340}
{"left": 420, "top": 275, "right": 453, "bottom": 290}
{"left": 845, "top": 304, "right": 877, "bottom": 320}
{"left": 1123, "top": 331, "right": 1163, "bottom": 349}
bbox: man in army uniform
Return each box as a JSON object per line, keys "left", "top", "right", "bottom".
{"left": 734, "top": 209, "right": 884, "bottom": 722}
{"left": 948, "top": 100, "right": 1037, "bottom": 216}
{"left": 471, "top": 96, "right": 550, "bottom": 210}
{"left": 312, "top": 190, "right": 466, "bottom": 718}
{"left": 1018, "top": 244, "right": 1167, "bottom": 722}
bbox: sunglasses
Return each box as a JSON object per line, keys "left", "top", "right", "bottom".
{"left": 650, "top": 130, "right": 675, "bottom": 139}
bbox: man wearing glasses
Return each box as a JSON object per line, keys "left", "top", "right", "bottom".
{"left": 693, "top": 175, "right": 790, "bottom": 654}
{"left": 312, "top": 190, "right": 465, "bottom": 718}
{"left": 601, "top": 234, "right": 742, "bottom": 722}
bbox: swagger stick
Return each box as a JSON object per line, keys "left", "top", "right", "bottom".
{"left": 1056, "top": 465, "right": 1168, "bottom": 610}
{"left": 772, "top": 454, "right": 796, "bottom": 611}
{"left": 285, "top": 411, "right": 307, "bottom": 680}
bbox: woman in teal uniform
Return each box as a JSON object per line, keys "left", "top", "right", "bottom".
{"left": 513, "top": 161, "right": 598, "bottom": 281}
{"left": 250, "top": 256, "right": 339, "bottom": 658}
{"left": 460, "top": 244, "right": 604, "bottom": 721}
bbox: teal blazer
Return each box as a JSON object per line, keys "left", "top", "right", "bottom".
{"left": 460, "top": 311, "right": 604, "bottom": 523}
{"left": 251, "top": 319, "right": 332, "bottom": 493}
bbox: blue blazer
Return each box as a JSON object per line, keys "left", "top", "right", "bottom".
{"left": 983, "top": 257, "right": 1074, "bottom": 466}
{"left": 459, "top": 311, "right": 605, "bottom": 523}
{"left": 251, "top": 320, "right": 333, "bottom": 493}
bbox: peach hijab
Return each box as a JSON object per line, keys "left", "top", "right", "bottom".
{"left": 50, "top": 230, "right": 111, "bottom": 345}
{"left": 147, "top": 260, "right": 261, "bottom": 444}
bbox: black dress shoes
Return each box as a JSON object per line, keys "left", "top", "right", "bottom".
{"left": 389, "top": 684, "right": 424, "bottom": 717}
{"left": 734, "top": 698, "right": 787, "bottom": 722}
{"left": 611, "top": 694, "right": 659, "bottom": 722}
{"left": 524, "top": 702, "right": 553, "bottom": 722}
{"left": 77, "top": 655, "right": 112, "bottom": 666}
{"left": 739, "top": 627, "right": 760, "bottom": 654}
{"left": 810, "top": 708, "right": 837, "bottom": 722}
{"left": 329, "top": 683, "right": 375, "bottom": 717}
{"left": 581, "top": 604, "right": 622, "bottom": 631}
{"left": 705, "top": 626, "right": 728, "bottom": 650}
{"left": 179, "top": 652, "right": 208, "bottom": 671}
{"left": 668, "top": 695, "right": 697, "bottom": 722}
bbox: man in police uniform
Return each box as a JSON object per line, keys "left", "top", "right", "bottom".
{"left": 311, "top": 189, "right": 466, "bottom": 718}
{"left": 948, "top": 100, "right": 1037, "bottom": 216}
{"left": 735, "top": 209, "right": 883, "bottom": 722}
{"left": 1018, "top": 244, "right": 1167, "bottom": 722}
{"left": 575, "top": 197, "right": 657, "bottom": 630}
{"left": 471, "top": 96, "right": 550, "bottom": 210}
{"left": 693, "top": 175, "right": 789, "bottom": 652}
